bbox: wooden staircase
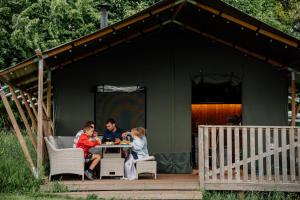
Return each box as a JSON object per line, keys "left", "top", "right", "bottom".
{"left": 41, "top": 174, "right": 202, "bottom": 199}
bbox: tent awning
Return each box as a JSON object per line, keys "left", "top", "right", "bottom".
{"left": 0, "top": 0, "right": 299, "bottom": 96}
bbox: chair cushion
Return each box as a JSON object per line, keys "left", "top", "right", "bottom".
{"left": 136, "top": 155, "right": 155, "bottom": 162}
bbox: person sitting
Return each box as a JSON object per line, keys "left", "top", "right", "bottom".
{"left": 130, "top": 127, "right": 149, "bottom": 159}
{"left": 76, "top": 125, "right": 101, "bottom": 180}
{"left": 73, "top": 121, "right": 97, "bottom": 148}
{"left": 102, "top": 118, "right": 126, "bottom": 144}
{"left": 124, "top": 127, "right": 149, "bottom": 180}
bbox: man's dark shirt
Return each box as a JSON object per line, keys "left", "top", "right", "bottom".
{"left": 102, "top": 127, "right": 124, "bottom": 143}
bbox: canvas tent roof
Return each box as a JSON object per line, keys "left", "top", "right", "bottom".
{"left": 0, "top": 0, "right": 300, "bottom": 97}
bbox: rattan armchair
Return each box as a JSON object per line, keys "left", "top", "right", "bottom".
{"left": 44, "top": 137, "right": 85, "bottom": 181}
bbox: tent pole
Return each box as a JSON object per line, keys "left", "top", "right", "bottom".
{"left": 46, "top": 71, "right": 52, "bottom": 135}
{"left": 20, "top": 91, "right": 37, "bottom": 132}
{"left": 291, "top": 71, "right": 296, "bottom": 126}
{"left": 8, "top": 85, "right": 37, "bottom": 150}
{"left": 36, "top": 49, "right": 44, "bottom": 170}
{"left": 0, "top": 83, "right": 38, "bottom": 178}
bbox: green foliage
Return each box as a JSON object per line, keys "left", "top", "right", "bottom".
{"left": 51, "top": 181, "right": 69, "bottom": 193}
{"left": 0, "top": 0, "right": 159, "bottom": 70}
{"left": 222, "top": 0, "right": 300, "bottom": 39}
{"left": 203, "top": 191, "right": 299, "bottom": 200}
{"left": 0, "top": 131, "right": 41, "bottom": 193}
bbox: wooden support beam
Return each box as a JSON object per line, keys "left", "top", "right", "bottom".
{"left": 171, "top": 1, "right": 185, "bottom": 21}
{"left": 27, "top": 93, "right": 38, "bottom": 118}
{"left": 20, "top": 91, "right": 37, "bottom": 131}
{"left": 46, "top": 71, "right": 52, "bottom": 135}
{"left": 36, "top": 49, "right": 44, "bottom": 170}
{"left": 0, "top": 84, "right": 38, "bottom": 178}
{"left": 9, "top": 85, "right": 37, "bottom": 151}
{"left": 42, "top": 102, "right": 54, "bottom": 133}
{"left": 291, "top": 71, "right": 296, "bottom": 126}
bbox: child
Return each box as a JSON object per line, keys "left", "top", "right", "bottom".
{"left": 130, "top": 127, "right": 149, "bottom": 160}
{"left": 124, "top": 127, "right": 149, "bottom": 180}
{"left": 76, "top": 125, "right": 101, "bottom": 180}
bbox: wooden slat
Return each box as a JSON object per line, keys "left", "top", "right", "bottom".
{"left": 250, "top": 128, "right": 256, "bottom": 182}
{"left": 221, "top": 13, "right": 257, "bottom": 31}
{"left": 27, "top": 93, "right": 38, "bottom": 117}
{"left": 9, "top": 86, "right": 37, "bottom": 150}
{"left": 211, "top": 127, "right": 217, "bottom": 181}
{"left": 204, "top": 127, "right": 209, "bottom": 181}
{"left": 289, "top": 128, "right": 296, "bottom": 182}
{"left": 291, "top": 72, "right": 296, "bottom": 126}
{"left": 281, "top": 128, "right": 288, "bottom": 182}
{"left": 266, "top": 128, "right": 272, "bottom": 181}
{"left": 42, "top": 102, "right": 54, "bottom": 133}
{"left": 20, "top": 91, "right": 37, "bottom": 131}
{"left": 258, "top": 29, "right": 298, "bottom": 48}
{"left": 274, "top": 128, "right": 280, "bottom": 182}
{"left": 227, "top": 127, "right": 232, "bottom": 181}
{"left": 258, "top": 128, "right": 263, "bottom": 182}
{"left": 234, "top": 127, "right": 240, "bottom": 181}
{"left": 198, "top": 126, "right": 204, "bottom": 188}
{"left": 242, "top": 127, "right": 248, "bottom": 182}
{"left": 219, "top": 127, "right": 225, "bottom": 182}
{"left": 297, "top": 128, "right": 300, "bottom": 183}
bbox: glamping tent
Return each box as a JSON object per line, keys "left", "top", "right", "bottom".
{"left": 1, "top": 0, "right": 300, "bottom": 174}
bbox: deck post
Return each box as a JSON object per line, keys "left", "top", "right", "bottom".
{"left": 36, "top": 49, "right": 44, "bottom": 170}
{"left": 0, "top": 83, "right": 38, "bottom": 178}
{"left": 291, "top": 71, "right": 296, "bottom": 126}
{"left": 198, "top": 126, "right": 205, "bottom": 188}
{"left": 46, "top": 71, "right": 52, "bottom": 135}
{"left": 8, "top": 85, "right": 37, "bottom": 150}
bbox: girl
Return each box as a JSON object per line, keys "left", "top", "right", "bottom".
{"left": 131, "top": 127, "right": 149, "bottom": 160}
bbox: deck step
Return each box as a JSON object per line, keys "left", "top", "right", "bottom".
{"left": 55, "top": 190, "right": 202, "bottom": 199}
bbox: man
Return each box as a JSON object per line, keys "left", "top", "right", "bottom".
{"left": 102, "top": 118, "right": 126, "bottom": 144}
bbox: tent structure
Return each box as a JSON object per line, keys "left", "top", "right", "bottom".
{"left": 1, "top": 0, "right": 300, "bottom": 177}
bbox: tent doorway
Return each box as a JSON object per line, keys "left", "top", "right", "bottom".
{"left": 95, "top": 85, "right": 146, "bottom": 133}
{"left": 191, "top": 73, "right": 242, "bottom": 168}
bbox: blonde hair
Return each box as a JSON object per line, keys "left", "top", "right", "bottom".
{"left": 131, "top": 127, "right": 146, "bottom": 138}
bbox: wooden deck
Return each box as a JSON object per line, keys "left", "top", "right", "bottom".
{"left": 41, "top": 174, "right": 202, "bottom": 199}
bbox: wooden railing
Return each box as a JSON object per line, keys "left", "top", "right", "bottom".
{"left": 198, "top": 126, "right": 300, "bottom": 192}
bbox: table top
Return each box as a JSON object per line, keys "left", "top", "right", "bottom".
{"left": 95, "top": 143, "right": 132, "bottom": 148}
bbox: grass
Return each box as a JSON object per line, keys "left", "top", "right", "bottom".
{"left": 0, "top": 130, "right": 299, "bottom": 200}
{"left": 0, "top": 130, "right": 41, "bottom": 193}
{"left": 202, "top": 191, "right": 300, "bottom": 200}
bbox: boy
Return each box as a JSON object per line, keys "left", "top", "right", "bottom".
{"left": 77, "top": 125, "right": 101, "bottom": 180}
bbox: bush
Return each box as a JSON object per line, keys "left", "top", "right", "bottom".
{"left": 0, "top": 130, "right": 42, "bottom": 193}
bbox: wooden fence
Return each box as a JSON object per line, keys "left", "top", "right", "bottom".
{"left": 198, "top": 126, "right": 300, "bottom": 192}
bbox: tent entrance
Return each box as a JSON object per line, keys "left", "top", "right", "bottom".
{"left": 191, "top": 73, "right": 242, "bottom": 168}
{"left": 95, "top": 85, "right": 146, "bottom": 132}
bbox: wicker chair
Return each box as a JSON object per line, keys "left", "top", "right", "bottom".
{"left": 44, "top": 137, "right": 85, "bottom": 181}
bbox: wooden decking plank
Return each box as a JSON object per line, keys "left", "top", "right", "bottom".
{"left": 55, "top": 190, "right": 203, "bottom": 200}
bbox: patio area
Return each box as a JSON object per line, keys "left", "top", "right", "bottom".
{"left": 40, "top": 173, "right": 202, "bottom": 199}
